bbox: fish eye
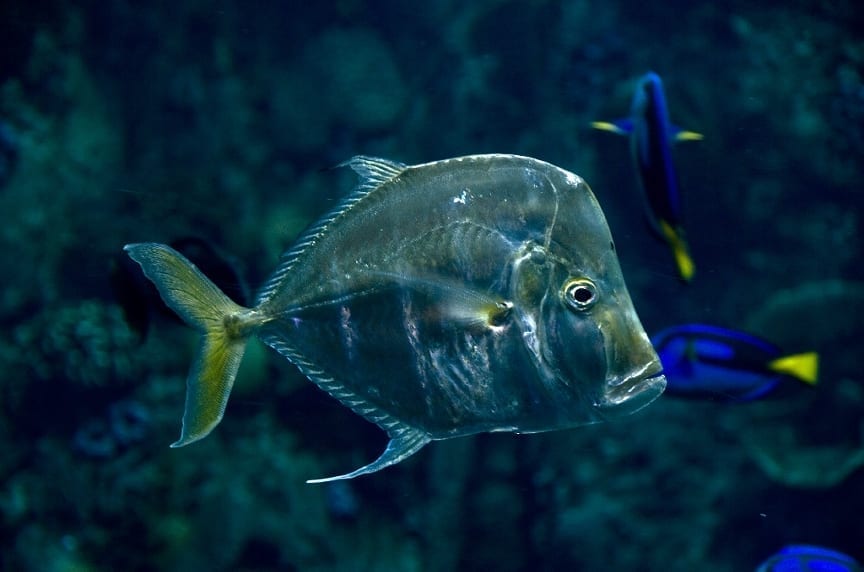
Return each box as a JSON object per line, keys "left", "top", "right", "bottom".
{"left": 563, "top": 278, "right": 598, "bottom": 311}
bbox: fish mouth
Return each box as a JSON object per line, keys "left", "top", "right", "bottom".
{"left": 598, "top": 360, "right": 666, "bottom": 415}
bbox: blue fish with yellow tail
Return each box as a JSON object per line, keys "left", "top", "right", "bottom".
{"left": 592, "top": 72, "right": 702, "bottom": 282}
{"left": 125, "top": 154, "right": 666, "bottom": 483}
{"left": 651, "top": 323, "right": 818, "bottom": 402}
{"left": 756, "top": 544, "right": 862, "bottom": 572}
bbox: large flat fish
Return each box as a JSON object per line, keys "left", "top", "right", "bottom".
{"left": 125, "top": 154, "right": 666, "bottom": 482}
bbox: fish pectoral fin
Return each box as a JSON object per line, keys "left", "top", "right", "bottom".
{"left": 441, "top": 293, "right": 513, "bottom": 330}
{"left": 591, "top": 118, "right": 633, "bottom": 135}
{"left": 673, "top": 128, "right": 704, "bottom": 142}
{"left": 371, "top": 271, "right": 513, "bottom": 330}
{"left": 768, "top": 352, "right": 819, "bottom": 385}
{"left": 306, "top": 425, "right": 431, "bottom": 484}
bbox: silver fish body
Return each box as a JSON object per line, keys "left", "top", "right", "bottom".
{"left": 125, "top": 154, "right": 665, "bottom": 482}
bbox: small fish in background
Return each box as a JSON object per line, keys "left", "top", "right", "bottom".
{"left": 592, "top": 72, "right": 702, "bottom": 282}
{"left": 651, "top": 323, "right": 818, "bottom": 402}
{"left": 111, "top": 236, "right": 249, "bottom": 338}
{"left": 756, "top": 544, "right": 862, "bottom": 572}
{"left": 124, "top": 154, "right": 666, "bottom": 483}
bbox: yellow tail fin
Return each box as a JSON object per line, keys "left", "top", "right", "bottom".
{"left": 124, "top": 243, "right": 264, "bottom": 446}
{"left": 768, "top": 352, "right": 819, "bottom": 386}
{"left": 658, "top": 220, "right": 695, "bottom": 282}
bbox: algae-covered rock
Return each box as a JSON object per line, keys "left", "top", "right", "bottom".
{"left": 14, "top": 299, "right": 141, "bottom": 388}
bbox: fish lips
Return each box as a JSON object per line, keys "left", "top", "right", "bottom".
{"left": 598, "top": 360, "right": 666, "bottom": 415}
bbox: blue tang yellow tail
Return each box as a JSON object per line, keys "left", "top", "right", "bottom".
{"left": 592, "top": 72, "right": 702, "bottom": 282}
{"left": 651, "top": 323, "right": 818, "bottom": 402}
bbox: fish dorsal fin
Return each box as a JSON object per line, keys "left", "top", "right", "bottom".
{"left": 255, "top": 155, "right": 408, "bottom": 306}
{"left": 340, "top": 155, "right": 408, "bottom": 191}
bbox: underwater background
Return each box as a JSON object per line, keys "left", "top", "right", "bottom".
{"left": 1, "top": 1, "right": 862, "bottom": 570}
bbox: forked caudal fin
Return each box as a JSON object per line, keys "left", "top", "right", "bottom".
{"left": 124, "top": 243, "right": 265, "bottom": 447}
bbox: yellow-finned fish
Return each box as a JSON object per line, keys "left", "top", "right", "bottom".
{"left": 592, "top": 72, "right": 702, "bottom": 282}
{"left": 125, "top": 154, "right": 666, "bottom": 483}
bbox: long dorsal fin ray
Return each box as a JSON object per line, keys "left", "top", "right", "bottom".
{"left": 256, "top": 156, "right": 408, "bottom": 306}
{"left": 339, "top": 155, "right": 407, "bottom": 191}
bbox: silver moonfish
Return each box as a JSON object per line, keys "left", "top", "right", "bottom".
{"left": 124, "top": 154, "right": 666, "bottom": 483}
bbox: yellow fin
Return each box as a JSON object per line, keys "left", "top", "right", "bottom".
{"left": 768, "top": 352, "right": 819, "bottom": 385}
{"left": 124, "top": 243, "right": 264, "bottom": 446}
{"left": 590, "top": 121, "right": 629, "bottom": 135}
{"left": 658, "top": 220, "right": 695, "bottom": 282}
{"left": 443, "top": 298, "right": 513, "bottom": 330}
{"left": 676, "top": 130, "right": 704, "bottom": 141}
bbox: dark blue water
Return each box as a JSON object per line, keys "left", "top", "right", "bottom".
{"left": 1, "top": 1, "right": 862, "bottom": 570}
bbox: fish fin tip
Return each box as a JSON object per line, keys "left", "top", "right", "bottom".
{"left": 340, "top": 155, "right": 408, "bottom": 190}
{"left": 306, "top": 426, "right": 431, "bottom": 484}
{"left": 658, "top": 221, "right": 695, "bottom": 282}
{"left": 677, "top": 253, "right": 695, "bottom": 282}
{"left": 590, "top": 120, "right": 632, "bottom": 135}
{"left": 675, "top": 130, "right": 704, "bottom": 142}
{"left": 169, "top": 433, "right": 203, "bottom": 448}
{"left": 769, "top": 352, "right": 819, "bottom": 385}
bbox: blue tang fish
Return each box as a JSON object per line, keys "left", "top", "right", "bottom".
{"left": 125, "top": 154, "right": 666, "bottom": 483}
{"left": 756, "top": 544, "right": 862, "bottom": 572}
{"left": 592, "top": 72, "right": 702, "bottom": 281}
{"left": 651, "top": 324, "right": 818, "bottom": 401}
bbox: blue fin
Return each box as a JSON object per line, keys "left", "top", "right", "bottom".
{"left": 307, "top": 425, "right": 431, "bottom": 484}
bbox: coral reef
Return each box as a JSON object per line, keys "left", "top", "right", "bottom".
{"left": 12, "top": 300, "right": 141, "bottom": 388}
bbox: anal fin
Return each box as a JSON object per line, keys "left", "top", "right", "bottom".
{"left": 307, "top": 425, "right": 431, "bottom": 484}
